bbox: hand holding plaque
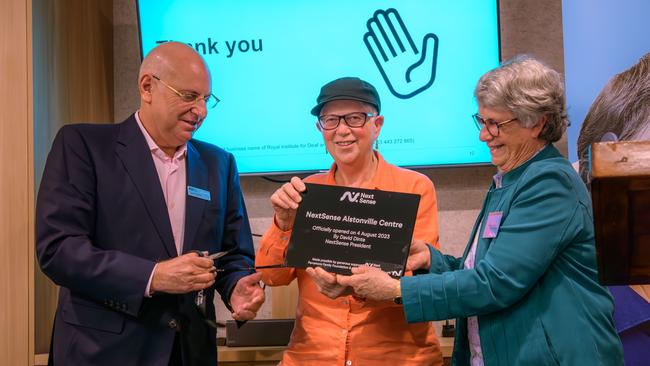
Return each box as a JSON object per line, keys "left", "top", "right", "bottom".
{"left": 285, "top": 183, "right": 420, "bottom": 278}
{"left": 336, "top": 265, "right": 401, "bottom": 302}
{"left": 406, "top": 239, "right": 432, "bottom": 271}
{"left": 270, "top": 177, "right": 306, "bottom": 231}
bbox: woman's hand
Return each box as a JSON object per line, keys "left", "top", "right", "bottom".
{"left": 270, "top": 176, "right": 306, "bottom": 231}
{"left": 406, "top": 239, "right": 431, "bottom": 271}
{"left": 337, "top": 266, "right": 400, "bottom": 302}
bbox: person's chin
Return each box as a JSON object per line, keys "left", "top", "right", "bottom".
{"left": 333, "top": 152, "right": 360, "bottom": 166}
{"left": 490, "top": 156, "right": 503, "bottom": 168}
{"left": 489, "top": 150, "right": 505, "bottom": 164}
{"left": 175, "top": 132, "right": 193, "bottom": 144}
{"left": 336, "top": 144, "right": 355, "bottom": 153}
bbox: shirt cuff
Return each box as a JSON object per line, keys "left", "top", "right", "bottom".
{"left": 144, "top": 263, "right": 158, "bottom": 297}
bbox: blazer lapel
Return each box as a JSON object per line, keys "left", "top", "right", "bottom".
{"left": 115, "top": 115, "right": 177, "bottom": 257}
{"left": 184, "top": 141, "right": 209, "bottom": 253}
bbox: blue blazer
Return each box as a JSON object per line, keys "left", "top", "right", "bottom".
{"left": 36, "top": 115, "right": 255, "bottom": 366}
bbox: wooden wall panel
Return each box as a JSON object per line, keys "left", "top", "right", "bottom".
{"left": 0, "top": 0, "right": 33, "bottom": 365}
{"left": 32, "top": 0, "right": 114, "bottom": 354}
{"left": 271, "top": 282, "right": 299, "bottom": 319}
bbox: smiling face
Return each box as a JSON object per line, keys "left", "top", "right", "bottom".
{"left": 478, "top": 105, "right": 546, "bottom": 172}
{"left": 318, "top": 100, "right": 383, "bottom": 168}
{"left": 138, "top": 43, "right": 212, "bottom": 156}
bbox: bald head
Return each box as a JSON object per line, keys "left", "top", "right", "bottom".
{"left": 139, "top": 42, "right": 210, "bottom": 83}
{"left": 137, "top": 42, "right": 213, "bottom": 157}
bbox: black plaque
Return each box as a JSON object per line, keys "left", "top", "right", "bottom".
{"left": 285, "top": 183, "right": 420, "bottom": 277}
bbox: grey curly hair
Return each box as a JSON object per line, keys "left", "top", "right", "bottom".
{"left": 474, "top": 55, "right": 568, "bottom": 143}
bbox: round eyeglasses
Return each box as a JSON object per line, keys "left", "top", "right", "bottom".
{"left": 152, "top": 74, "right": 220, "bottom": 109}
{"left": 317, "top": 112, "right": 375, "bottom": 130}
{"left": 472, "top": 113, "right": 518, "bottom": 137}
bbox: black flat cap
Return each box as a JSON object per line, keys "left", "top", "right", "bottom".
{"left": 310, "top": 77, "right": 381, "bottom": 116}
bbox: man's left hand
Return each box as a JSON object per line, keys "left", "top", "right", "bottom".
{"left": 230, "top": 272, "right": 265, "bottom": 321}
{"left": 337, "top": 266, "right": 399, "bottom": 302}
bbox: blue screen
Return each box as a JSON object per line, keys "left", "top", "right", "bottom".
{"left": 137, "top": 0, "right": 500, "bottom": 174}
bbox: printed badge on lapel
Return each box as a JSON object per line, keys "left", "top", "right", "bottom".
{"left": 482, "top": 211, "right": 503, "bottom": 238}
{"left": 187, "top": 186, "right": 211, "bottom": 201}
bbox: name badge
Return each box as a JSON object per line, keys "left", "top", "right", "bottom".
{"left": 187, "top": 186, "right": 211, "bottom": 201}
{"left": 482, "top": 211, "right": 503, "bottom": 238}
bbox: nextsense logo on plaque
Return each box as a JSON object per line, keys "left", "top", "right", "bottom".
{"left": 285, "top": 183, "right": 420, "bottom": 278}
{"left": 339, "top": 191, "right": 377, "bottom": 205}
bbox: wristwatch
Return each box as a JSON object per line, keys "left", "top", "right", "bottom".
{"left": 393, "top": 280, "right": 402, "bottom": 304}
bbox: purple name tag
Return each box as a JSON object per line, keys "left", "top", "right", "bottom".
{"left": 482, "top": 211, "right": 503, "bottom": 238}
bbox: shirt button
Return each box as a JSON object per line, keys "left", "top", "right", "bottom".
{"left": 168, "top": 319, "right": 179, "bottom": 330}
{"left": 346, "top": 361, "right": 352, "bottom": 365}
{"left": 341, "top": 329, "right": 347, "bottom": 335}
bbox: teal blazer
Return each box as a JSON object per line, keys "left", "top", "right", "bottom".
{"left": 402, "top": 145, "right": 623, "bottom": 365}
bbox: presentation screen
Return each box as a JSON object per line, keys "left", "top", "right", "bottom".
{"left": 137, "top": 0, "right": 500, "bottom": 175}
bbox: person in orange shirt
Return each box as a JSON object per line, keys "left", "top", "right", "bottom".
{"left": 256, "top": 77, "right": 444, "bottom": 366}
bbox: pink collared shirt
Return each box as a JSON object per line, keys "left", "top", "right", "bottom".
{"left": 136, "top": 112, "right": 187, "bottom": 295}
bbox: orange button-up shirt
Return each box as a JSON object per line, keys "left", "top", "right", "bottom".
{"left": 256, "top": 153, "right": 443, "bottom": 366}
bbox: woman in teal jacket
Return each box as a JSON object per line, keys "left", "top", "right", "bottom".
{"left": 339, "top": 56, "right": 624, "bottom": 365}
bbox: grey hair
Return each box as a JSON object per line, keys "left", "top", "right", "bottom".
{"left": 362, "top": 101, "right": 379, "bottom": 115}
{"left": 321, "top": 101, "right": 378, "bottom": 115}
{"left": 474, "top": 55, "right": 568, "bottom": 143}
{"left": 577, "top": 53, "right": 650, "bottom": 185}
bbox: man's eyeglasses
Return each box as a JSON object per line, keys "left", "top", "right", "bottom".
{"left": 152, "top": 74, "right": 220, "bottom": 109}
{"left": 317, "top": 112, "right": 375, "bottom": 130}
{"left": 472, "top": 113, "right": 518, "bottom": 137}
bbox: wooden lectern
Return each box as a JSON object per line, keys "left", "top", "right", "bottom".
{"left": 591, "top": 140, "right": 650, "bottom": 285}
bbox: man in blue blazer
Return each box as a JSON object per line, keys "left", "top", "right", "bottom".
{"left": 36, "top": 42, "right": 265, "bottom": 366}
